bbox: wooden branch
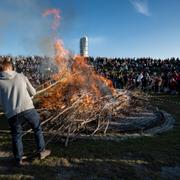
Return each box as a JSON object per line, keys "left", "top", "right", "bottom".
{"left": 65, "top": 124, "right": 72, "bottom": 147}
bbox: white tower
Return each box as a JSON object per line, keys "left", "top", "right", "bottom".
{"left": 80, "top": 36, "right": 88, "bottom": 57}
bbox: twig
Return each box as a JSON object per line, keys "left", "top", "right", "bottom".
{"left": 65, "top": 124, "right": 72, "bottom": 147}
{"left": 104, "top": 119, "right": 110, "bottom": 134}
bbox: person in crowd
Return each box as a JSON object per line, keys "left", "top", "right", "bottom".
{"left": 136, "top": 72, "right": 143, "bottom": 88}
{"left": 169, "top": 75, "right": 177, "bottom": 94}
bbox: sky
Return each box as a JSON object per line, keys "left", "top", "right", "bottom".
{"left": 0, "top": 0, "right": 180, "bottom": 58}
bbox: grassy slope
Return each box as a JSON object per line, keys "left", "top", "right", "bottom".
{"left": 0, "top": 95, "right": 180, "bottom": 179}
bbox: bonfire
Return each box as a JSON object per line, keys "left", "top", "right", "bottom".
{"left": 31, "top": 8, "right": 149, "bottom": 145}
{"left": 34, "top": 40, "right": 148, "bottom": 140}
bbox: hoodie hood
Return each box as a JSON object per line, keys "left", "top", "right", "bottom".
{"left": 0, "top": 71, "right": 17, "bottom": 80}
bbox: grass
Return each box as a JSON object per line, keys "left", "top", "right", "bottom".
{"left": 0, "top": 94, "right": 180, "bottom": 179}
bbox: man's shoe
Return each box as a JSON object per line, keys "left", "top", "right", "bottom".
{"left": 39, "top": 149, "right": 51, "bottom": 160}
{"left": 22, "top": 155, "right": 28, "bottom": 160}
{"left": 16, "top": 160, "right": 29, "bottom": 167}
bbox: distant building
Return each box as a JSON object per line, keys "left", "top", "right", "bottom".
{"left": 80, "top": 36, "right": 88, "bottom": 57}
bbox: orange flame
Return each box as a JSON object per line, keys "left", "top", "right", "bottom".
{"left": 54, "top": 39, "right": 69, "bottom": 67}
{"left": 40, "top": 8, "right": 115, "bottom": 110}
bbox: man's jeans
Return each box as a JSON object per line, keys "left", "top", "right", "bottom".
{"left": 8, "top": 108, "right": 45, "bottom": 161}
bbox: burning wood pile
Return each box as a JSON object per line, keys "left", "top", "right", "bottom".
{"left": 34, "top": 41, "right": 149, "bottom": 139}
{"left": 31, "top": 8, "right": 149, "bottom": 143}
{"left": 37, "top": 89, "right": 148, "bottom": 136}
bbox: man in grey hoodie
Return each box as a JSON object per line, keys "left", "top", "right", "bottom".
{"left": 0, "top": 59, "right": 51, "bottom": 166}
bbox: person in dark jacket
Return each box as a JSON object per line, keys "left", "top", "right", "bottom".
{"left": 0, "top": 59, "right": 51, "bottom": 166}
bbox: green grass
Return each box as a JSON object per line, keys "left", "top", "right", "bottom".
{"left": 0, "top": 95, "right": 180, "bottom": 179}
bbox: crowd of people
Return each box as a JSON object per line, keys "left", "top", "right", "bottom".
{"left": 88, "top": 57, "right": 180, "bottom": 94}
{"left": 0, "top": 55, "right": 180, "bottom": 94}
{"left": 0, "top": 55, "right": 56, "bottom": 87}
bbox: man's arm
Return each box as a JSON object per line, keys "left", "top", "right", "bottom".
{"left": 21, "top": 74, "right": 36, "bottom": 97}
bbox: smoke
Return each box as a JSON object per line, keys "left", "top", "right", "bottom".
{"left": 43, "top": 9, "right": 61, "bottom": 31}
{"left": 0, "top": 0, "right": 77, "bottom": 56}
{"left": 0, "top": 0, "right": 56, "bottom": 56}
